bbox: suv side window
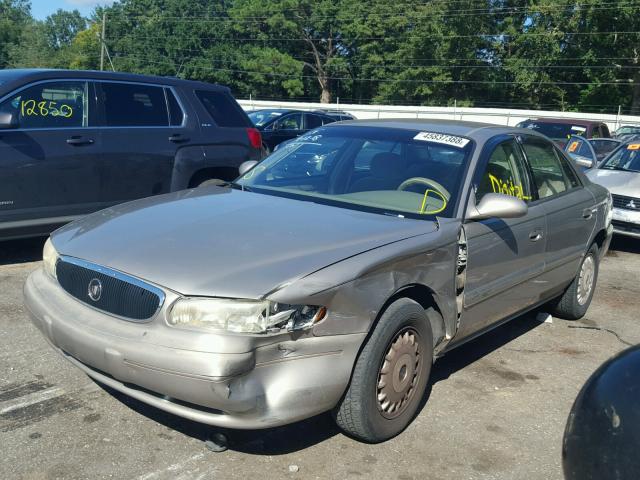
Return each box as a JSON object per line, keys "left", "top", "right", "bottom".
{"left": 275, "top": 113, "right": 302, "bottom": 130}
{"left": 521, "top": 137, "right": 573, "bottom": 199}
{"left": 476, "top": 139, "right": 533, "bottom": 203}
{"left": 100, "top": 82, "right": 168, "bottom": 127}
{"left": 165, "top": 88, "right": 184, "bottom": 126}
{"left": 195, "top": 90, "right": 247, "bottom": 127}
{"left": 0, "top": 81, "right": 88, "bottom": 129}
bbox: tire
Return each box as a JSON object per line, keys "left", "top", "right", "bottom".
{"left": 333, "top": 298, "right": 434, "bottom": 443}
{"left": 197, "top": 178, "right": 226, "bottom": 188}
{"left": 550, "top": 243, "right": 599, "bottom": 320}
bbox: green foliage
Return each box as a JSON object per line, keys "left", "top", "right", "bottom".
{"left": 2, "top": 0, "right": 640, "bottom": 112}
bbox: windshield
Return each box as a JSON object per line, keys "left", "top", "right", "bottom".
{"left": 616, "top": 126, "right": 640, "bottom": 136}
{"left": 519, "top": 121, "right": 588, "bottom": 140}
{"left": 600, "top": 143, "right": 640, "bottom": 173}
{"left": 235, "top": 126, "right": 473, "bottom": 219}
{"left": 247, "top": 109, "right": 286, "bottom": 127}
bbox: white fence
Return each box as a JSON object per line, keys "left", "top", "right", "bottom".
{"left": 239, "top": 99, "right": 640, "bottom": 132}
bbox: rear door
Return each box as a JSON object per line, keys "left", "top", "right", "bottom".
{"left": 95, "top": 81, "right": 189, "bottom": 204}
{"left": 457, "top": 136, "right": 547, "bottom": 338}
{"left": 520, "top": 135, "right": 596, "bottom": 294}
{"left": 268, "top": 113, "right": 304, "bottom": 149}
{"left": 0, "top": 79, "right": 103, "bottom": 232}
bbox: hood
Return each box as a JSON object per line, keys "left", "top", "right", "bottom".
{"left": 52, "top": 187, "right": 437, "bottom": 298}
{"left": 586, "top": 169, "right": 640, "bottom": 198}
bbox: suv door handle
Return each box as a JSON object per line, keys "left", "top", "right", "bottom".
{"left": 529, "top": 230, "right": 543, "bottom": 242}
{"left": 66, "top": 136, "right": 94, "bottom": 146}
{"left": 168, "top": 134, "right": 189, "bottom": 143}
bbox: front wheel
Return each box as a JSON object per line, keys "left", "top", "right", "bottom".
{"left": 550, "top": 243, "right": 599, "bottom": 320}
{"left": 333, "top": 298, "right": 434, "bottom": 443}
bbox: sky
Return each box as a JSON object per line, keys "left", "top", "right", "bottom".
{"left": 30, "top": 0, "right": 116, "bottom": 20}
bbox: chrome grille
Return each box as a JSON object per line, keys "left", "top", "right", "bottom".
{"left": 56, "top": 257, "right": 164, "bottom": 321}
{"left": 612, "top": 194, "right": 640, "bottom": 211}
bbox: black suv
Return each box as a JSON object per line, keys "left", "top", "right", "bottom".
{"left": 0, "top": 69, "right": 262, "bottom": 240}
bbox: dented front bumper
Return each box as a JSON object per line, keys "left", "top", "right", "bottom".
{"left": 24, "top": 268, "right": 365, "bottom": 429}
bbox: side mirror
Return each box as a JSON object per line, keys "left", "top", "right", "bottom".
{"left": 467, "top": 193, "right": 528, "bottom": 221}
{"left": 0, "top": 111, "right": 18, "bottom": 130}
{"left": 238, "top": 160, "right": 258, "bottom": 176}
{"left": 573, "top": 155, "right": 594, "bottom": 169}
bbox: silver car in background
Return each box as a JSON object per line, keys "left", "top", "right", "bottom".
{"left": 585, "top": 140, "right": 640, "bottom": 238}
{"left": 24, "top": 120, "right": 612, "bottom": 443}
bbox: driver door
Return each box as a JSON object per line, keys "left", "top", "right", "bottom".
{"left": 455, "top": 137, "right": 547, "bottom": 340}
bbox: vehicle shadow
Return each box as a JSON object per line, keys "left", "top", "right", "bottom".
{"left": 0, "top": 237, "right": 46, "bottom": 266}
{"left": 608, "top": 236, "right": 640, "bottom": 255}
{"left": 96, "top": 310, "right": 543, "bottom": 454}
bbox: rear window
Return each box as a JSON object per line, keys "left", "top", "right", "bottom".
{"left": 100, "top": 82, "right": 169, "bottom": 127}
{"left": 196, "top": 90, "right": 247, "bottom": 127}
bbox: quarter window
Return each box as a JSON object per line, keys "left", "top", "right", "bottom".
{"left": 476, "top": 139, "right": 532, "bottom": 203}
{"left": 196, "top": 90, "right": 247, "bottom": 127}
{"left": 100, "top": 82, "right": 168, "bottom": 127}
{"left": 166, "top": 89, "right": 184, "bottom": 126}
{"left": 521, "top": 137, "right": 573, "bottom": 199}
{"left": 0, "top": 81, "right": 88, "bottom": 129}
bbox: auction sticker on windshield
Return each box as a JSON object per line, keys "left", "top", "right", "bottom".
{"left": 627, "top": 143, "right": 640, "bottom": 150}
{"left": 413, "top": 132, "right": 470, "bottom": 148}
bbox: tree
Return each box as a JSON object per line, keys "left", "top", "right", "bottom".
{"left": 45, "top": 9, "right": 87, "bottom": 50}
{"left": 0, "top": 0, "right": 31, "bottom": 68}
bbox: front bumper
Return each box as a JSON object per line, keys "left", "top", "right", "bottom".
{"left": 24, "top": 268, "right": 365, "bottom": 429}
{"left": 611, "top": 208, "right": 640, "bottom": 239}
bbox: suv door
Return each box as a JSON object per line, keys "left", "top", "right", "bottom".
{"left": 0, "top": 80, "right": 102, "bottom": 235}
{"left": 95, "top": 81, "right": 189, "bottom": 204}
{"left": 456, "top": 137, "right": 547, "bottom": 339}
{"left": 520, "top": 135, "right": 597, "bottom": 294}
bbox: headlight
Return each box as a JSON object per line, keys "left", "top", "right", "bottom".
{"left": 167, "top": 298, "right": 326, "bottom": 334}
{"left": 42, "top": 238, "right": 59, "bottom": 279}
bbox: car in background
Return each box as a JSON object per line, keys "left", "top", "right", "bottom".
{"left": 313, "top": 108, "right": 356, "bottom": 121}
{"left": 585, "top": 140, "right": 640, "bottom": 238}
{"left": 564, "top": 136, "right": 622, "bottom": 169}
{"left": 516, "top": 118, "right": 611, "bottom": 147}
{"left": 613, "top": 125, "right": 640, "bottom": 139}
{"left": 246, "top": 108, "right": 336, "bottom": 152}
{"left": 25, "top": 120, "right": 611, "bottom": 443}
{"left": 0, "top": 69, "right": 262, "bottom": 241}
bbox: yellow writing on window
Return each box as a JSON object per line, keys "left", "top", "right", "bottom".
{"left": 20, "top": 100, "right": 74, "bottom": 119}
{"left": 489, "top": 174, "right": 532, "bottom": 201}
{"left": 419, "top": 189, "right": 447, "bottom": 215}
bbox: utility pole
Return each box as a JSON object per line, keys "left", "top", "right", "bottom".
{"left": 100, "top": 13, "right": 106, "bottom": 71}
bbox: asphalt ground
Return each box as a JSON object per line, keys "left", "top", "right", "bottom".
{"left": 1, "top": 235, "right": 639, "bottom": 480}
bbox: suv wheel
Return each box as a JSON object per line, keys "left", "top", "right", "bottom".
{"left": 333, "top": 298, "right": 434, "bottom": 443}
{"left": 550, "top": 243, "right": 599, "bottom": 320}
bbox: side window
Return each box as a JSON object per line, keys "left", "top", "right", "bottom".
{"left": 591, "top": 126, "right": 601, "bottom": 138}
{"left": 554, "top": 147, "right": 581, "bottom": 188}
{"left": 275, "top": 113, "right": 302, "bottom": 130}
{"left": 476, "top": 139, "right": 532, "bottom": 203}
{"left": 323, "top": 116, "right": 337, "bottom": 125}
{"left": 305, "top": 113, "right": 323, "bottom": 129}
{"left": 601, "top": 124, "right": 610, "bottom": 138}
{"left": 195, "top": 90, "right": 247, "bottom": 127}
{"left": 100, "top": 82, "right": 168, "bottom": 127}
{"left": 165, "top": 89, "right": 184, "bottom": 126}
{"left": 521, "top": 137, "right": 572, "bottom": 199}
{"left": 0, "top": 81, "right": 87, "bottom": 129}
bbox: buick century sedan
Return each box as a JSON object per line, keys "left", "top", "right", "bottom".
{"left": 25, "top": 120, "right": 612, "bottom": 443}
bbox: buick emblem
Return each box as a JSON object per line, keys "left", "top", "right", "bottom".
{"left": 87, "top": 278, "right": 103, "bottom": 302}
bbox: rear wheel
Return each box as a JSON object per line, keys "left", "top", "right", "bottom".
{"left": 334, "top": 298, "right": 434, "bottom": 443}
{"left": 550, "top": 243, "right": 599, "bottom": 320}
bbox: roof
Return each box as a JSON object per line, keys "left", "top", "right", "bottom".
{"left": 526, "top": 117, "right": 603, "bottom": 126}
{"left": 332, "top": 118, "right": 545, "bottom": 142}
{"left": 0, "top": 69, "right": 229, "bottom": 94}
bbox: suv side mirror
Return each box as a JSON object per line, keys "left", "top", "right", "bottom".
{"left": 467, "top": 193, "right": 528, "bottom": 221}
{"left": 238, "top": 160, "right": 258, "bottom": 176}
{"left": 0, "top": 111, "right": 18, "bottom": 130}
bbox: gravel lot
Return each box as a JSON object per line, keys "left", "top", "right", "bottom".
{"left": 1, "top": 236, "right": 639, "bottom": 480}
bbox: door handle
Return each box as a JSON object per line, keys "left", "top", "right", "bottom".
{"left": 168, "top": 134, "right": 189, "bottom": 143}
{"left": 529, "top": 230, "right": 543, "bottom": 242}
{"left": 582, "top": 208, "right": 594, "bottom": 220}
{"left": 66, "top": 137, "right": 94, "bottom": 146}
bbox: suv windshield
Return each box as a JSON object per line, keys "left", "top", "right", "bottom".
{"left": 236, "top": 126, "right": 473, "bottom": 219}
{"left": 600, "top": 143, "right": 640, "bottom": 173}
{"left": 518, "top": 121, "right": 588, "bottom": 140}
